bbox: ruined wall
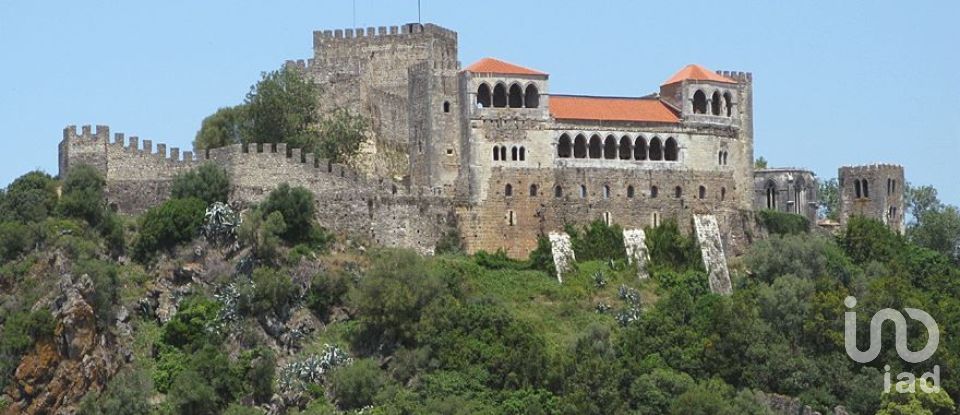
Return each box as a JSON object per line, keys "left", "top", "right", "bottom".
{"left": 754, "top": 168, "right": 819, "bottom": 222}
{"left": 838, "top": 164, "right": 905, "bottom": 233}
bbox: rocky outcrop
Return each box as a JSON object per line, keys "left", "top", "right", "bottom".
{"left": 4, "top": 274, "right": 125, "bottom": 415}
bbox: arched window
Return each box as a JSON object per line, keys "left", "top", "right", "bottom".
{"left": 693, "top": 90, "right": 707, "bottom": 114}
{"left": 674, "top": 186, "right": 683, "bottom": 198}
{"left": 649, "top": 137, "right": 663, "bottom": 161}
{"left": 493, "top": 146, "right": 499, "bottom": 161}
{"left": 508, "top": 83, "right": 523, "bottom": 108}
{"left": 627, "top": 185, "right": 635, "bottom": 198}
{"left": 511, "top": 146, "right": 518, "bottom": 161}
{"left": 766, "top": 182, "right": 778, "bottom": 209}
{"left": 505, "top": 184, "right": 513, "bottom": 197}
{"left": 519, "top": 147, "right": 526, "bottom": 161}
{"left": 574, "top": 134, "right": 587, "bottom": 158}
{"left": 580, "top": 185, "right": 587, "bottom": 198}
{"left": 723, "top": 92, "right": 733, "bottom": 116}
{"left": 721, "top": 187, "right": 726, "bottom": 201}
{"left": 477, "top": 83, "right": 491, "bottom": 108}
{"left": 558, "top": 134, "right": 572, "bottom": 158}
{"left": 524, "top": 84, "right": 539, "bottom": 108}
{"left": 603, "top": 185, "right": 611, "bottom": 199}
{"left": 443, "top": 101, "right": 451, "bottom": 113}
{"left": 664, "top": 137, "right": 678, "bottom": 161}
{"left": 854, "top": 180, "right": 862, "bottom": 198}
{"left": 863, "top": 180, "right": 870, "bottom": 198}
{"left": 711, "top": 91, "right": 722, "bottom": 115}
{"left": 589, "top": 134, "right": 603, "bottom": 159}
{"left": 604, "top": 135, "right": 617, "bottom": 159}
{"left": 500, "top": 146, "right": 507, "bottom": 161}
{"left": 718, "top": 151, "right": 724, "bottom": 165}
{"left": 634, "top": 136, "right": 647, "bottom": 160}
{"left": 530, "top": 184, "right": 539, "bottom": 197}
{"left": 493, "top": 83, "right": 507, "bottom": 107}
{"left": 650, "top": 186, "right": 659, "bottom": 198}
{"left": 619, "top": 136, "right": 632, "bottom": 160}
{"left": 698, "top": 185, "right": 706, "bottom": 199}
{"left": 555, "top": 185, "right": 563, "bottom": 198}
{"left": 723, "top": 151, "right": 728, "bottom": 165}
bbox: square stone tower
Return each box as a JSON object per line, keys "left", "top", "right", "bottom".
{"left": 838, "top": 164, "right": 905, "bottom": 233}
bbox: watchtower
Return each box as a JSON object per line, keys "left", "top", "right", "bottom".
{"left": 838, "top": 164, "right": 905, "bottom": 233}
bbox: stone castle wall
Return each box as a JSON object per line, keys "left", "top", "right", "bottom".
{"left": 838, "top": 164, "right": 905, "bottom": 233}
{"left": 59, "top": 125, "right": 453, "bottom": 254}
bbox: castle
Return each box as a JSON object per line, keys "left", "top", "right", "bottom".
{"left": 57, "top": 23, "right": 906, "bottom": 260}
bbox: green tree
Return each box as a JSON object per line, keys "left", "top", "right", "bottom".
{"left": 57, "top": 164, "right": 124, "bottom": 254}
{"left": 646, "top": 219, "right": 702, "bottom": 272}
{"left": 754, "top": 156, "right": 768, "bottom": 169}
{"left": 170, "top": 163, "right": 231, "bottom": 205}
{"left": 876, "top": 378, "right": 954, "bottom": 415}
{"left": 316, "top": 108, "right": 369, "bottom": 164}
{"left": 238, "top": 209, "right": 286, "bottom": 262}
{"left": 241, "top": 267, "right": 297, "bottom": 317}
{"left": 245, "top": 66, "right": 321, "bottom": 149}
{"left": 260, "top": 183, "right": 322, "bottom": 244}
{"left": 0, "top": 221, "right": 30, "bottom": 262}
{"left": 906, "top": 184, "right": 942, "bottom": 220}
{"left": 818, "top": 178, "right": 840, "bottom": 220}
{"left": 758, "top": 210, "right": 810, "bottom": 235}
{"left": 905, "top": 185, "right": 960, "bottom": 262}
{"left": 133, "top": 197, "right": 206, "bottom": 261}
{"left": 77, "top": 367, "right": 153, "bottom": 415}
{"left": 557, "top": 324, "right": 625, "bottom": 415}
{"left": 194, "top": 105, "right": 247, "bottom": 151}
{"left": 0, "top": 170, "right": 58, "bottom": 223}
{"left": 566, "top": 220, "right": 625, "bottom": 262}
{"left": 168, "top": 369, "right": 220, "bottom": 415}
{"left": 247, "top": 348, "right": 276, "bottom": 404}
{"left": 161, "top": 295, "right": 220, "bottom": 351}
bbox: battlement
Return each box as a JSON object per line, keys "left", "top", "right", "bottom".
{"left": 284, "top": 58, "right": 317, "bottom": 72}
{"left": 839, "top": 163, "right": 904, "bottom": 173}
{"left": 409, "top": 59, "right": 461, "bottom": 73}
{"left": 312, "top": 22, "right": 456, "bottom": 48}
{"left": 63, "top": 124, "right": 110, "bottom": 142}
{"left": 717, "top": 70, "right": 753, "bottom": 83}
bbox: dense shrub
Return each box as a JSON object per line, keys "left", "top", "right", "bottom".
{"left": 758, "top": 209, "right": 810, "bottom": 235}
{"left": 0, "top": 170, "right": 58, "bottom": 223}
{"left": 260, "top": 183, "right": 325, "bottom": 245}
{"left": 238, "top": 209, "right": 285, "bottom": 263}
{"left": 168, "top": 369, "right": 220, "bottom": 415}
{"left": 329, "top": 359, "right": 388, "bottom": 410}
{"left": 73, "top": 259, "right": 120, "bottom": 328}
{"left": 133, "top": 197, "right": 205, "bottom": 261}
{"left": 161, "top": 295, "right": 220, "bottom": 350}
{"left": 646, "top": 219, "right": 702, "bottom": 272}
{"left": 840, "top": 216, "right": 903, "bottom": 265}
{"left": 241, "top": 267, "right": 297, "bottom": 317}
{"left": 247, "top": 348, "right": 276, "bottom": 404}
{"left": 746, "top": 233, "right": 860, "bottom": 284}
{"left": 306, "top": 271, "right": 349, "bottom": 319}
{"left": 566, "top": 220, "right": 625, "bottom": 262}
{"left": 0, "top": 221, "right": 30, "bottom": 262}
{"left": 0, "top": 309, "right": 54, "bottom": 390}
{"left": 434, "top": 226, "right": 464, "bottom": 255}
{"left": 473, "top": 249, "right": 526, "bottom": 270}
{"left": 77, "top": 366, "right": 153, "bottom": 415}
{"left": 527, "top": 235, "right": 556, "bottom": 276}
{"left": 57, "top": 165, "right": 125, "bottom": 255}
{"left": 171, "top": 163, "right": 231, "bottom": 205}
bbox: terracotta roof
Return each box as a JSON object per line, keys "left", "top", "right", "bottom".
{"left": 549, "top": 95, "right": 680, "bottom": 123}
{"left": 463, "top": 57, "right": 547, "bottom": 76}
{"left": 662, "top": 64, "right": 736, "bottom": 85}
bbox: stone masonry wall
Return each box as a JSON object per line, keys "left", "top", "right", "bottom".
{"left": 838, "top": 164, "right": 905, "bottom": 233}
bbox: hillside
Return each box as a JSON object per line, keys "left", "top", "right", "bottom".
{"left": 0, "top": 164, "right": 959, "bottom": 415}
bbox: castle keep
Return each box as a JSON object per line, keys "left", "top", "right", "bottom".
{"left": 58, "top": 23, "right": 905, "bottom": 259}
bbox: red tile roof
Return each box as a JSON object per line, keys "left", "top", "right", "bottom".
{"left": 549, "top": 95, "right": 680, "bottom": 123}
{"left": 662, "top": 64, "right": 736, "bottom": 85}
{"left": 463, "top": 57, "right": 547, "bottom": 76}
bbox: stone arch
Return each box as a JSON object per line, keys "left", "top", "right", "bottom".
{"left": 693, "top": 90, "right": 707, "bottom": 114}
{"left": 589, "top": 134, "right": 603, "bottom": 159}
{"left": 603, "top": 185, "right": 611, "bottom": 199}
{"left": 619, "top": 136, "right": 632, "bottom": 160}
{"left": 580, "top": 184, "right": 587, "bottom": 198}
{"left": 511, "top": 146, "right": 518, "bottom": 161}
{"left": 477, "top": 83, "right": 492, "bottom": 108}
{"left": 699, "top": 185, "right": 706, "bottom": 199}
{"left": 524, "top": 83, "right": 539, "bottom": 108}
{"left": 500, "top": 146, "right": 507, "bottom": 161}
{"left": 766, "top": 180, "right": 778, "bottom": 209}
{"left": 718, "top": 150, "right": 724, "bottom": 165}
{"left": 627, "top": 185, "right": 635, "bottom": 198}
{"left": 554, "top": 185, "right": 563, "bottom": 198}
{"left": 505, "top": 183, "right": 513, "bottom": 197}
{"left": 649, "top": 137, "right": 663, "bottom": 161}
{"left": 519, "top": 146, "right": 526, "bottom": 161}
{"left": 574, "top": 134, "right": 587, "bottom": 158}
{"left": 711, "top": 90, "right": 722, "bottom": 115}
{"left": 723, "top": 151, "right": 728, "bottom": 165}
{"left": 443, "top": 101, "right": 451, "bottom": 113}
{"left": 508, "top": 83, "right": 523, "bottom": 108}
{"left": 529, "top": 184, "right": 539, "bottom": 197}
{"left": 634, "top": 136, "right": 647, "bottom": 160}
{"left": 493, "top": 83, "right": 507, "bottom": 107}
{"left": 650, "top": 186, "right": 659, "bottom": 198}
{"left": 664, "top": 137, "right": 678, "bottom": 161}
{"left": 723, "top": 91, "right": 733, "bottom": 116}
{"left": 493, "top": 146, "right": 500, "bottom": 161}
{"left": 674, "top": 186, "right": 683, "bottom": 198}
{"left": 863, "top": 180, "right": 870, "bottom": 198}
{"left": 558, "top": 134, "right": 572, "bottom": 158}
{"left": 603, "top": 135, "right": 617, "bottom": 159}
{"left": 854, "top": 179, "right": 862, "bottom": 198}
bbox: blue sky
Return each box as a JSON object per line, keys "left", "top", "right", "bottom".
{"left": 1, "top": 1, "right": 957, "bottom": 206}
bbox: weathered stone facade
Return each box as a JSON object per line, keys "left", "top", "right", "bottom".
{"left": 753, "top": 168, "right": 819, "bottom": 223}
{"left": 57, "top": 22, "right": 905, "bottom": 261}
{"left": 838, "top": 164, "right": 905, "bottom": 233}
